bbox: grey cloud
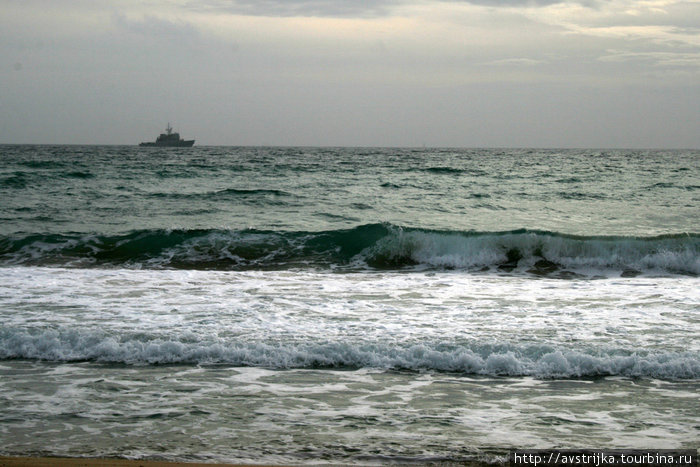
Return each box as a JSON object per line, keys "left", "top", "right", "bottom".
{"left": 599, "top": 50, "right": 700, "bottom": 68}
{"left": 185, "top": 0, "right": 401, "bottom": 18}
{"left": 185, "top": 0, "right": 599, "bottom": 18}
{"left": 483, "top": 57, "right": 545, "bottom": 66}
{"left": 111, "top": 13, "right": 201, "bottom": 40}
{"left": 450, "top": 0, "right": 564, "bottom": 6}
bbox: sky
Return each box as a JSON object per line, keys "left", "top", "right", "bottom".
{"left": 1, "top": 0, "right": 699, "bottom": 147}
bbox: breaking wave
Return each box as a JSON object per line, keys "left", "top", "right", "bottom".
{"left": 0, "top": 224, "right": 697, "bottom": 276}
{"left": 0, "top": 328, "right": 697, "bottom": 379}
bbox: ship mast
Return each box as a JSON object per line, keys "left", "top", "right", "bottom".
{"left": 166, "top": 123, "right": 173, "bottom": 135}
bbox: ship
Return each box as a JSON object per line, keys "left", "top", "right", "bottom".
{"left": 139, "top": 123, "right": 195, "bottom": 147}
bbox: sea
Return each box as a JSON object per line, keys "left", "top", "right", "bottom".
{"left": 0, "top": 145, "right": 698, "bottom": 464}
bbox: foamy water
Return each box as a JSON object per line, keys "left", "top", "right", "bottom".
{"left": 1, "top": 267, "right": 698, "bottom": 377}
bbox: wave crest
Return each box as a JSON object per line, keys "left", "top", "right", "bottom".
{"left": 0, "top": 224, "right": 697, "bottom": 276}
{"left": 0, "top": 328, "right": 697, "bottom": 379}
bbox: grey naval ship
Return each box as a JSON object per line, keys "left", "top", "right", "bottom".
{"left": 140, "top": 123, "right": 195, "bottom": 147}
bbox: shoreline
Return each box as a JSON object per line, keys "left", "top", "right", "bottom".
{"left": 0, "top": 457, "right": 498, "bottom": 467}
{"left": 0, "top": 458, "right": 269, "bottom": 467}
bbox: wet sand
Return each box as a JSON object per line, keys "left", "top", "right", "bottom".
{"left": 0, "top": 458, "right": 268, "bottom": 467}
{"left": 0, "top": 457, "right": 496, "bottom": 467}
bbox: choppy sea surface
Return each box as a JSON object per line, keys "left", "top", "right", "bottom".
{"left": 0, "top": 146, "right": 698, "bottom": 464}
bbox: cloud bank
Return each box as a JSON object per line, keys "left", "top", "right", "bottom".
{"left": 1, "top": 0, "right": 698, "bottom": 146}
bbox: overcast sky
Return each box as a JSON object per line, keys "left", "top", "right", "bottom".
{"left": 1, "top": 0, "right": 699, "bottom": 147}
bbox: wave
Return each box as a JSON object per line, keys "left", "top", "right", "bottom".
{"left": 557, "top": 191, "right": 607, "bottom": 200}
{"left": 0, "top": 173, "right": 28, "bottom": 189}
{"left": 147, "top": 188, "right": 297, "bottom": 203}
{"left": 64, "top": 171, "right": 94, "bottom": 179}
{"left": 421, "top": 167, "right": 488, "bottom": 176}
{"left": 424, "top": 166, "right": 465, "bottom": 174}
{"left": 0, "top": 328, "right": 697, "bottom": 379}
{"left": 0, "top": 224, "right": 697, "bottom": 275}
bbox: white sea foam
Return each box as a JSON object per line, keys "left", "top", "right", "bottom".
{"left": 1, "top": 327, "right": 698, "bottom": 379}
{"left": 0, "top": 266, "right": 697, "bottom": 380}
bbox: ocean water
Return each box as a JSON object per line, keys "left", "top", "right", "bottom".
{"left": 0, "top": 145, "right": 698, "bottom": 464}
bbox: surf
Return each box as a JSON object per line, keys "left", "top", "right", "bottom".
{"left": 1, "top": 327, "right": 697, "bottom": 379}
{"left": 0, "top": 224, "right": 698, "bottom": 276}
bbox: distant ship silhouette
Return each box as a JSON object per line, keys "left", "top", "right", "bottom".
{"left": 140, "top": 123, "right": 194, "bottom": 147}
